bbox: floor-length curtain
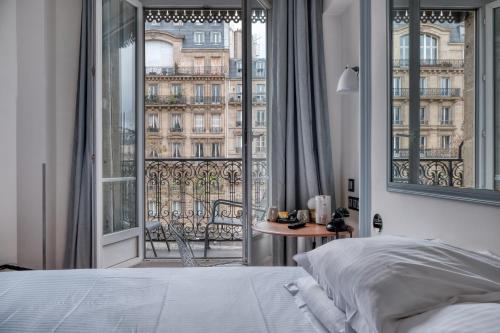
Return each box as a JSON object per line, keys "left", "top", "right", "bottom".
{"left": 271, "top": 0, "right": 334, "bottom": 265}
{"left": 65, "top": 0, "right": 95, "bottom": 269}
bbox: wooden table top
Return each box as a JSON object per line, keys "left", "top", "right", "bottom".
{"left": 252, "top": 221, "right": 352, "bottom": 237}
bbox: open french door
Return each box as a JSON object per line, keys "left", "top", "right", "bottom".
{"left": 95, "top": 0, "right": 144, "bottom": 268}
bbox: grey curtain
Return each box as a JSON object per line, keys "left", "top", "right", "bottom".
{"left": 65, "top": 0, "right": 95, "bottom": 269}
{"left": 271, "top": 0, "right": 334, "bottom": 265}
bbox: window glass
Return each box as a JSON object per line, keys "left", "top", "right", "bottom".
{"left": 391, "top": 6, "right": 475, "bottom": 189}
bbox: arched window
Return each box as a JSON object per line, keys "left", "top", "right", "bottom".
{"left": 145, "top": 40, "right": 174, "bottom": 73}
{"left": 420, "top": 34, "right": 438, "bottom": 64}
{"left": 400, "top": 34, "right": 438, "bottom": 64}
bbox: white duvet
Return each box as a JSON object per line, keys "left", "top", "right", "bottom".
{"left": 0, "top": 267, "right": 320, "bottom": 333}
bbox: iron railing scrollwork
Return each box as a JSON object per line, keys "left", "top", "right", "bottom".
{"left": 392, "top": 158, "right": 464, "bottom": 187}
{"left": 145, "top": 158, "right": 268, "bottom": 242}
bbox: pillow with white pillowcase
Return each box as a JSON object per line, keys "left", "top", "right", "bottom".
{"left": 294, "top": 235, "right": 500, "bottom": 333}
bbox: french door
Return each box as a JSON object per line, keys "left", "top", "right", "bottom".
{"left": 95, "top": 0, "right": 144, "bottom": 268}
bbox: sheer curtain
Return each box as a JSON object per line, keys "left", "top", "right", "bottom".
{"left": 270, "top": 0, "right": 335, "bottom": 265}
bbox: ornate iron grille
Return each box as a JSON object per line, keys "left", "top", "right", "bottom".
{"left": 144, "top": 8, "right": 267, "bottom": 24}
{"left": 393, "top": 159, "right": 464, "bottom": 187}
{"left": 145, "top": 158, "right": 268, "bottom": 242}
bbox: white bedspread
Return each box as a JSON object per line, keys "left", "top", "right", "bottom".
{"left": 0, "top": 267, "right": 319, "bottom": 333}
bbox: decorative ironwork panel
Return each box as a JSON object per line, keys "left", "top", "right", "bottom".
{"left": 145, "top": 158, "right": 268, "bottom": 242}
{"left": 145, "top": 8, "right": 267, "bottom": 24}
{"left": 392, "top": 159, "right": 464, "bottom": 187}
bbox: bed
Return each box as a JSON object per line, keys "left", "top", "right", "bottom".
{"left": 2, "top": 236, "right": 500, "bottom": 333}
{"left": 0, "top": 267, "right": 324, "bottom": 333}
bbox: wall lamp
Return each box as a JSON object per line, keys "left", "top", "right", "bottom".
{"left": 337, "top": 66, "right": 359, "bottom": 93}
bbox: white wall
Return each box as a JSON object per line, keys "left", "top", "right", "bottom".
{"left": 371, "top": 0, "right": 500, "bottom": 254}
{"left": 0, "top": 0, "right": 80, "bottom": 269}
{"left": 323, "top": 0, "right": 360, "bottom": 231}
{"left": 0, "top": 0, "right": 18, "bottom": 265}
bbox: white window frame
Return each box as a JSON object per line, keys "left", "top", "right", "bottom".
{"left": 194, "top": 31, "right": 205, "bottom": 44}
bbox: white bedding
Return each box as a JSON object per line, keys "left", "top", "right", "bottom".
{"left": 397, "top": 302, "right": 500, "bottom": 333}
{"left": 0, "top": 267, "right": 321, "bottom": 333}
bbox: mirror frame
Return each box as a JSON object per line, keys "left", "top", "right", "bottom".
{"left": 386, "top": 0, "right": 500, "bottom": 207}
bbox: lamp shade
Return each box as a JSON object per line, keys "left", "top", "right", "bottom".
{"left": 337, "top": 66, "right": 359, "bottom": 93}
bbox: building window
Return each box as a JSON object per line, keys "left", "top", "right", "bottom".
{"left": 393, "top": 137, "right": 401, "bottom": 157}
{"left": 441, "top": 107, "right": 452, "bottom": 125}
{"left": 171, "top": 201, "right": 182, "bottom": 217}
{"left": 194, "top": 201, "right": 205, "bottom": 216}
{"left": 419, "top": 77, "right": 427, "bottom": 92}
{"left": 236, "top": 111, "right": 242, "bottom": 127}
{"left": 420, "top": 33, "right": 438, "bottom": 64}
{"left": 211, "top": 32, "right": 221, "bottom": 44}
{"left": 236, "top": 61, "right": 242, "bottom": 73}
{"left": 211, "top": 114, "right": 221, "bottom": 132}
{"left": 195, "top": 84, "right": 204, "bottom": 103}
{"left": 212, "top": 142, "right": 221, "bottom": 157}
{"left": 255, "top": 136, "right": 266, "bottom": 153}
{"left": 148, "top": 113, "right": 159, "bottom": 130}
{"left": 194, "top": 114, "right": 204, "bottom": 132}
{"left": 393, "top": 77, "right": 402, "bottom": 96}
{"left": 149, "top": 149, "right": 159, "bottom": 158}
{"left": 194, "top": 143, "right": 204, "bottom": 157}
{"left": 256, "top": 61, "right": 265, "bottom": 76}
{"left": 256, "top": 110, "right": 266, "bottom": 126}
{"left": 172, "top": 143, "right": 182, "bottom": 158}
{"left": 194, "top": 32, "right": 205, "bottom": 44}
{"left": 212, "top": 84, "right": 221, "bottom": 104}
{"left": 171, "top": 84, "right": 182, "bottom": 96}
{"left": 419, "top": 107, "right": 427, "bottom": 125}
{"left": 441, "top": 135, "right": 451, "bottom": 150}
{"left": 148, "top": 200, "right": 157, "bottom": 217}
{"left": 420, "top": 136, "right": 427, "bottom": 155}
{"left": 235, "top": 135, "right": 242, "bottom": 153}
{"left": 440, "top": 77, "right": 451, "bottom": 96}
{"left": 148, "top": 84, "right": 158, "bottom": 97}
{"left": 171, "top": 114, "right": 182, "bottom": 132}
{"left": 393, "top": 107, "right": 402, "bottom": 124}
{"left": 400, "top": 35, "right": 409, "bottom": 61}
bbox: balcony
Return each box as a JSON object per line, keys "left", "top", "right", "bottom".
{"left": 393, "top": 148, "right": 461, "bottom": 159}
{"left": 392, "top": 158, "right": 464, "bottom": 187}
{"left": 145, "top": 66, "right": 225, "bottom": 77}
{"left": 192, "top": 127, "right": 206, "bottom": 133}
{"left": 191, "top": 96, "right": 225, "bottom": 105}
{"left": 228, "top": 93, "right": 267, "bottom": 105}
{"left": 144, "top": 158, "right": 268, "bottom": 258}
{"left": 393, "top": 88, "right": 461, "bottom": 99}
{"left": 254, "top": 121, "right": 266, "bottom": 127}
{"left": 440, "top": 120, "right": 454, "bottom": 126}
{"left": 170, "top": 127, "right": 183, "bottom": 133}
{"left": 210, "top": 127, "right": 223, "bottom": 133}
{"left": 393, "top": 59, "right": 464, "bottom": 69}
{"left": 147, "top": 127, "right": 160, "bottom": 133}
{"left": 146, "top": 95, "right": 186, "bottom": 105}
{"left": 228, "top": 93, "right": 243, "bottom": 104}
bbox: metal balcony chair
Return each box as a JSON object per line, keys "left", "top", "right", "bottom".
{"left": 170, "top": 222, "right": 198, "bottom": 267}
{"left": 171, "top": 221, "right": 242, "bottom": 267}
{"left": 145, "top": 220, "right": 170, "bottom": 257}
{"left": 204, "top": 199, "right": 243, "bottom": 258}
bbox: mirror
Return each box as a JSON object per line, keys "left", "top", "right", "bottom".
{"left": 389, "top": 1, "right": 500, "bottom": 198}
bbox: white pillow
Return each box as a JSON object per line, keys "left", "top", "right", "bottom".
{"left": 295, "top": 236, "right": 500, "bottom": 333}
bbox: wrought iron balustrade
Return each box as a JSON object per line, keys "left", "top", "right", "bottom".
{"left": 146, "top": 66, "right": 225, "bottom": 76}
{"left": 145, "top": 158, "right": 268, "bottom": 242}
{"left": 147, "top": 127, "right": 160, "bottom": 133}
{"left": 393, "top": 148, "right": 461, "bottom": 159}
{"left": 210, "top": 127, "right": 223, "bottom": 133}
{"left": 393, "top": 88, "right": 461, "bottom": 98}
{"left": 170, "top": 127, "right": 183, "bottom": 133}
{"left": 392, "top": 158, "right": 464, "bottom": 187}
{"left": 191, "top": 96, "right": 225, "bottom": 105}
{"left": 393, "top": 59, "right": 464, "bottom": 68}
{"left": 146, "top": 95, "right": 186, "bottom": 105}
